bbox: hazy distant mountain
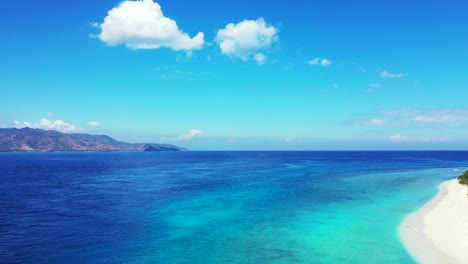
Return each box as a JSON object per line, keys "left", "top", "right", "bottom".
{"left": 0, "top": 128, "right": 186, "bottom": 152}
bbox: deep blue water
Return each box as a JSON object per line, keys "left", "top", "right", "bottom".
{"left": 1, "top": 151, "right": 467, "bottom": 263}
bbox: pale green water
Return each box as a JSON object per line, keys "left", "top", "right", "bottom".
{"left": 138, "top": 162, "right": 459, "bottom": 264}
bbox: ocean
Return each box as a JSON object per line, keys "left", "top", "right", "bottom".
{"left": 1, "top": 151, "right": 466, "bottom": 263}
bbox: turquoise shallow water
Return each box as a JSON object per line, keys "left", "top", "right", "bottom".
{"left": 1, "top": 151, "right": 466, "bottom": 263}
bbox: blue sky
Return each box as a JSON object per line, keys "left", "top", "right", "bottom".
{"left": 1, "top": 0, "right": 468, "bottom": 150}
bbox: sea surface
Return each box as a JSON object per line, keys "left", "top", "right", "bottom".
{"left": 1, "top": 151, "right": 467, "bottom": 263}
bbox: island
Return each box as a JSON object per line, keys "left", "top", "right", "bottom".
{"left": 0, "top": 127, "right": 186, "bottom": 152}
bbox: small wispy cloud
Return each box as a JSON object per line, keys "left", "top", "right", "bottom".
{"left": 283, "top": 137, "right": 303, "bottom": 143}
{"left": 369, "top": 118, "right": 385, "bottom": 126}
{"left": 380, "top": 70, "right": 404, "bottom": 79}
{"left": 253, "top": 53, "right": 267, "bottom": 65}
{"left": 380, "top": 108, "right": 418, "bottom": 117}
{"left": 155, "top": 66, "right": 196, "bottom": 79}
{"left": 366, "top": 83, "right": 382, "bottom": 92}
{"left": 320, "top": 59, "right": 332, "bottom": 67}
{"left": 307, "top": 57, "right": 333, "bottom": 67}
{"left": 389, "top": 134, "right": 449, "bottom": 143}
{"left": 365, "top": 83, "right": 382, "bottom": 93}
{"left": 176, "top": 52, "right": 194, "bottom": 61}
{"left": 419, "top": 137, "right": 449, "bottom": 143}
{"left": 307, "top": 58, "right": 319, "bottom": 65}
{"left": 88, "top": 121, "right": 101, "bottom": 127}
{"left": 364, "top": 108, "right": 468, "bottom": 128}
{"left": 227, "top": 138, "right": 238, "bottom": 144}
{"left": 186, "top": 51, "right": 194, "bottom": 58}
{"left": 411, "top": 112, "right": 468, "bottom": 124}
{"left": 389, "top": 134, "right": 409, "bottom": 142}
{"left": 283, "top": 63, "right": 294, "bottom": 72}
{"left": 391, "top": 109, "right": 468, "bottom": 125}
{"left": 89, "top": 22, "right": 99, "bottom": 29}
{"left": 161, "top": 129, "right": 203, "bottom": 141}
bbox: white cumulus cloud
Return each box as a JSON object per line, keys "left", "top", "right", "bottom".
{"left": 98, "top": 0, "right": 204, "bottom": 51}
{"left": 380, "top": 70, "right": 404, "bottom": 79}
{"left": 307, "top": 57, "right": 332, "bottom": 67}
{"left": 13, "top": 118, "right": 84, "bottom": 133}
{"left": 161, "top": 129, "right": 203, "bottom": 141}
{"left": 215, "top": 18, "right": 278, "bottom": 62}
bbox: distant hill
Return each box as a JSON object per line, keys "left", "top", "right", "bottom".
{"left": 0, "top": 128, "right": 187, "bottom": 152}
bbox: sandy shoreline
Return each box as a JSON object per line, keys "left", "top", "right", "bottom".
{"left": 399, "top": 179, "right": 468, "bottom": 264}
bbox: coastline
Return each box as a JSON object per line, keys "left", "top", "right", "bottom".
{"left": 399, "top": 179, "right": 468, "bottom": 264}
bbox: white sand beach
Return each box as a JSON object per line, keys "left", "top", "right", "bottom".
{"left": 400, "top": 179, "right": 468, "bottom": 264}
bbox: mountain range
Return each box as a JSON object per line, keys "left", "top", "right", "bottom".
{"left": 0, "top": 128, "right": 186, "bottom": 152}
